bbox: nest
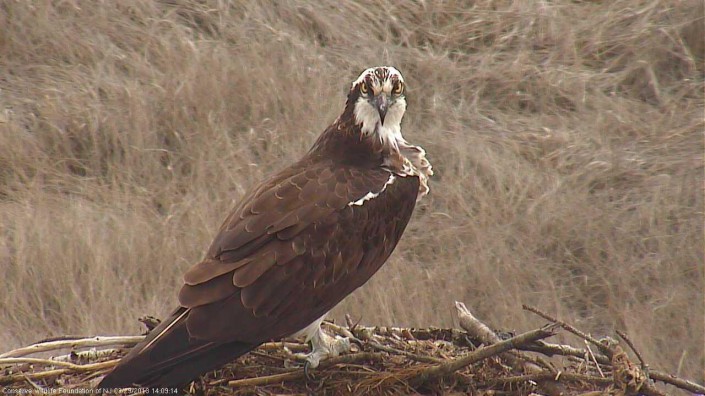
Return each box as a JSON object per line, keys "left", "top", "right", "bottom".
{"left": 1, "top": 304, "right": 701, "bottom": 395}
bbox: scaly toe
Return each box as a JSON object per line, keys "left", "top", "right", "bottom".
{"left": 330, "top": 336, "right": 352, "bottom": 356}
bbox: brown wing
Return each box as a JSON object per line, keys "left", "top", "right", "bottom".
{"left": 178, "top": 159, "right": 420, "bottom": 343}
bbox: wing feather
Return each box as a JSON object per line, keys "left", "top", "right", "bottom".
{"left": 183, "top": 257, "right": 251, "bottom": 286}
{"left": 179, "top": 272, "right": 235, "bottom": 308}
{"left": 177, "top": 160, "right": 419, "bottom": 343}
{"left": 240, "top": 257, "right": 306, "bottom": 315}
{"left": 232, "top": 250, "right": 276, "bottom": 287}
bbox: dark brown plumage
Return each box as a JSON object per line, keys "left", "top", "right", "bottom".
{"left": 98, "top": 66, "right": 431, "bottom": 393}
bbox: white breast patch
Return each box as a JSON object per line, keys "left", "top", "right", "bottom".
{"left": 348, "top": 173, "right": 396, "bottom": 207}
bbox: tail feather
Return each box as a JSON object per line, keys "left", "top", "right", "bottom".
{"left": 98, "top": 307, "right": 258, "bottom": 392}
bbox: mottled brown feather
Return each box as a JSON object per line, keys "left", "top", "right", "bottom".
{"left": 179, "top": 165, "right": 419, "bottom": 342}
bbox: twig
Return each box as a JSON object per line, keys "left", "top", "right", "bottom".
{"left": 52, "top": 348, "right": 120, "bottom": 363}
{"left": 328, "top": 319, "right": 441, "bottom": 364}
{"left": 226, "top": 369, "right": 302, "bottom": 387}
{"left": 345, "top": 313, "right": 359, "bottom": 331}
{"left": 519, "top": 339, "right": 705, "bottom": 393}
{"left": 454, "top": 302, "right": 497, "bottom": 345}
{"left": 346, "top": 324, "right": 468, "bottom": 344}
{"left": 522, "top": 305, "right": 610, "bottom": 356}
{"left": 0, "top": 359, "right": 120, "bottom": 384}
{"left": 649, "top": 370, "right": 705, "bottom": 394}
{"left": 522, "top": 306, "right": 675, "bottom": 396}
{"left": 409, "top": 323, "right": 559, "bottom": 386}
{"left": 23, "top": 375, "right": 45, "bottom": 392}
{"left": 227, "top": 352, "right": 383, "bottom": 387}
{"left": 505, "top": 350, "right": 554, "bottom": 371}
{"left": 35, "top": 335, "right": 93, "bottom": 343}
{"left": 0, "top": 336, "right": 144, "bottom": 358}
{"left": 585, "top": 342, "right": 605, "bottom": 377}
{"left": 366, "top": 341, "right": 442, "bottom": 364}
{"left": 456, "top": 302, "right": 563, "bottom": 396}
{"left": 488, "top": 371, "right": 613, "bottom": 386}
{"left": 616, "top": 329, "right": 647, "bottom": 371}
{"left": 0, "top": 357, "right": 101, "bottom": 370}
{"left": 520, "top": 340, "right": 610, "bottom": 365}
{"left": 323, "top": 321, "right": 357, "bottom": 340}
{"left": 456, "top": 302, "right": 554, "bottom": 370}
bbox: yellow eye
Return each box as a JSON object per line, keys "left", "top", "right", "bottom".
{"left": 393, "top": 81, "right": 404, "bottom": 95}
{"left": 360, "top": 83, "right": 368, "bottom": 95}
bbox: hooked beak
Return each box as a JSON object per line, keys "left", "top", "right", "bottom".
{"left": 374, "top": 94, "right": 389, "bottom": 125}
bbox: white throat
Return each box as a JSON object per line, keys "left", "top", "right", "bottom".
{"left": 353, "top": 96, "right": 406, "bottom": 151}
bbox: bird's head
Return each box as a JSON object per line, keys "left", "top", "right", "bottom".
{"left": 348, "top": 66, "right": 406, "bottom": 136}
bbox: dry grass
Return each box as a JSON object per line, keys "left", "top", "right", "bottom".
{"left": 0, "top": 0, "right": 702, "bottom": 388}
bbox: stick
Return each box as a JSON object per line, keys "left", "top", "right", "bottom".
{"left": 585, "top": 342, "right": 605, "bottom": 377}
{"left": 35, "top": 335, "right": 96, "bottom": 343}
{"left": 323, "top": 321, "right": 357, "bottom": 340}
{"left": 0, "top": 357, "right": 102, "bottom": 370}
{"left": 616, "top": 329, "right": 647, "bottom": 370}
{"left": 522, "top": 305, "right": 610, "bottom": 356}
{"left": 345, "top": 324, "right": 468, "bottom": 344}
{"left": 327, "top": 319, "right": 442, "bottom": 364}
{"left": 523, "top": 306, "right": 672, "bottom": 396}
{"left": 409, "top": 323, "right": 559, "bottom": 386}
{"left": 0, "top": 336, "right": 144, "bottom": 358}
{"left": 52, "top": 348, "right": 120, "bottom": 363}
{"left": 0, "top": 359, "right": 120, "bottom": 384}
{"left": 521, "top": 341, "right": 703, "bottom": 394}
{"left": 489, "top": 371, "right": 613, "bottom": 386}
{"left": 366, "top": 340, "right": 442, "bottom": 364}
{"left": 226, "top": 369, "right": 302, "bottom": 387}
{"left": 455, "top": 302, "right": 564, "bottom": 396}
{"left": 456, "top": 305, "right": 548, "bottom": 373}
{"left": 454, "top": 301, "right": 498, "bottom": 345}
{"left": 649, "top": 370, "right": 705, "bottom": 394}
{"left": 226, "top": 352, "right": 383, "bottom": 387}
{"left": 520, "top": 340, "right": 610, "bottom": 365}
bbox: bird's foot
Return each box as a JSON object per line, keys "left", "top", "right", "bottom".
{"left": 293, "top": 325, "right": 352, "bottom": 369}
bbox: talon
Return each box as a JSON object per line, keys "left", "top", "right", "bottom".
{"left": 303, "top": 360, "right": 314, "bottom": 380}
{"left": 350, "top": 337, "right": 364, "bottom": 348}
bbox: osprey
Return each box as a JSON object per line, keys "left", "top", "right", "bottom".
{"left": 98, "top": 66, "right": 432, "bottom": 391}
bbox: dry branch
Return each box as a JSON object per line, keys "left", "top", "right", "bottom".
{"left": 0, "top": 357, "right": 103, "bottom": 370}
{"left": 226, "top": 352, "right": 383, "bottom": 388}
{"left": 488, "top": 372, "right": 613, "bottom": 386}
{"left": 408, "top": 322, "right": 559, "bottom": 387}
{"left": 521, "top": 340, "right": 610, "bottom": 365}
{"left": 0, "top": 359, "right": 120, "bottom": 384}
{"left": 522, "top": 305, "right": 675, "bottom": 396}
{"left": 649, "top": 371, "right": 705, "bottom": 395}
{"left": 456, "top": 301, "right": 564, "bottom": 395}
{"left": 523, "top": 305, "right": 611, "bottom": 356}
{"left": 522, "top": 337, "right": 705, "bottom": 395}
{"left": 0, "top": 336, "right": 144, "bottom": 358}
{"left": 616, "top": 329, "right": 648, "bottom": 370}
{"left": 51, "top": 348, "right": 122, "bottom": 363}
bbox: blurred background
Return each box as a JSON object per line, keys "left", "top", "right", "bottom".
{"left": 0, "top": 0, "right": 702, "bottom": 386}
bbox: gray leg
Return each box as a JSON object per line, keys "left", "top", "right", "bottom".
{"left": 291, "top": 315, "right": 352, "bottom": 368}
